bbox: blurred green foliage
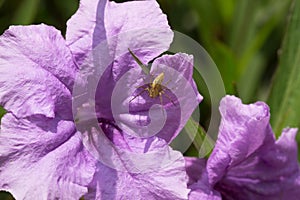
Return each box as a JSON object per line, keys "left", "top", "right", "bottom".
{"left": 267, "top": 0, "right": 300, "bottom": 146}
{"left": 0, "top": 0, "right": 78, "bottom": 34}
{"left": 158, "top": 0, "right": 292, "bottom": 102}
{"left": 0, "top": 0, "right": 299, "bottom": 199}
{"left": 0, "top": 191, "right": 14, "bottom": 200}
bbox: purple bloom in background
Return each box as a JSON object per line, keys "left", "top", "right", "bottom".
{"left": 0, "top": 0, "right": 201, "bottom": 199}
{"left": 186, "top": 95, "right": 300, "bottom": 200}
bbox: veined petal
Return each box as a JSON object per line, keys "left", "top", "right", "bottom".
{"left": 207, "top": 95, "right": 274, "bottom": 185}
{"left": 66, "top": 0, "right": 107, "bottom": 65}
{"left": 0, "top": 24, "right": 77, "bottom": 119}
{"left": 0, "top": 24, "right": 78, "bottom": 91}
{"left": 104, "top": 0, "right": 173, "bottom": 67}
{"left": 0, "top": 114, "right": 96, "bottom": 200}
{"left": 84, "top": 136, "right": 190, "bottom": 200}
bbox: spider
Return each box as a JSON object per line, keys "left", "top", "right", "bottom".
{"left": 128, "top": 49, "right": 176, "bottom": 108}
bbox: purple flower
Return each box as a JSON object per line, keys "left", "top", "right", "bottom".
{"left": 67, "top": 0, "right": 202, "bottom": 143}
{"left": 186, "top": 95, "right": 300, "bottom": 200}
{"left": 0, "top": 0, "right": 201, "bottom": 199}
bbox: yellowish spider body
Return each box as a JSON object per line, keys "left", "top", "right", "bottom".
{"left": 148, "top": 72, "right": 164, "bottom": 98}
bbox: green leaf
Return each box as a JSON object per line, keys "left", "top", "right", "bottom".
{"left": 267, "top": 0, "right": 300, "bottom": 135}
{"left": 186, "top": 118, "right": 214, "bottom": 157}
{"left": 171, "top": 117, "right": 214, "bottom": 158}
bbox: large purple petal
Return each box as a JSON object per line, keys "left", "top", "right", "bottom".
{"left": 84, "top": 136, "right": 190, "bottom": 200}
{"left": 0, "top": 24, "right": 77, "bottom": 119}
{"left": 207, "top": 95, "right": 273, "bottom": 185}
{"left": 0, "top": 114, "right": 96, "bottom": 199}
{"left": 207, "top": 95, "right": 300, "bottom": 199}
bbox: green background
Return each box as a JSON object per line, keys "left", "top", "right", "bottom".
{"left": 0, "top": 0, "right": 299, "bottom": 199}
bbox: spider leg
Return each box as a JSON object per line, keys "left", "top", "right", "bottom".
{"left": 135, "top": 84, "right": 148, "bottom": 89}
{"left": 164, "top": 78, "right": 172, "bottom": 86}
{"left": 129, "top": 88, "right": 148, "bottom": 102}
{"left": 162, "top": 85, "right": 177, "bottom": 92}
{"left": 161, "top": 89, "right": 176, "bottom": 106}
{"left": 159, "top": 93, "right": 165, "bottom": 118}
{"left": 162, "top": 80, "right": 178, "bottom": 99}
